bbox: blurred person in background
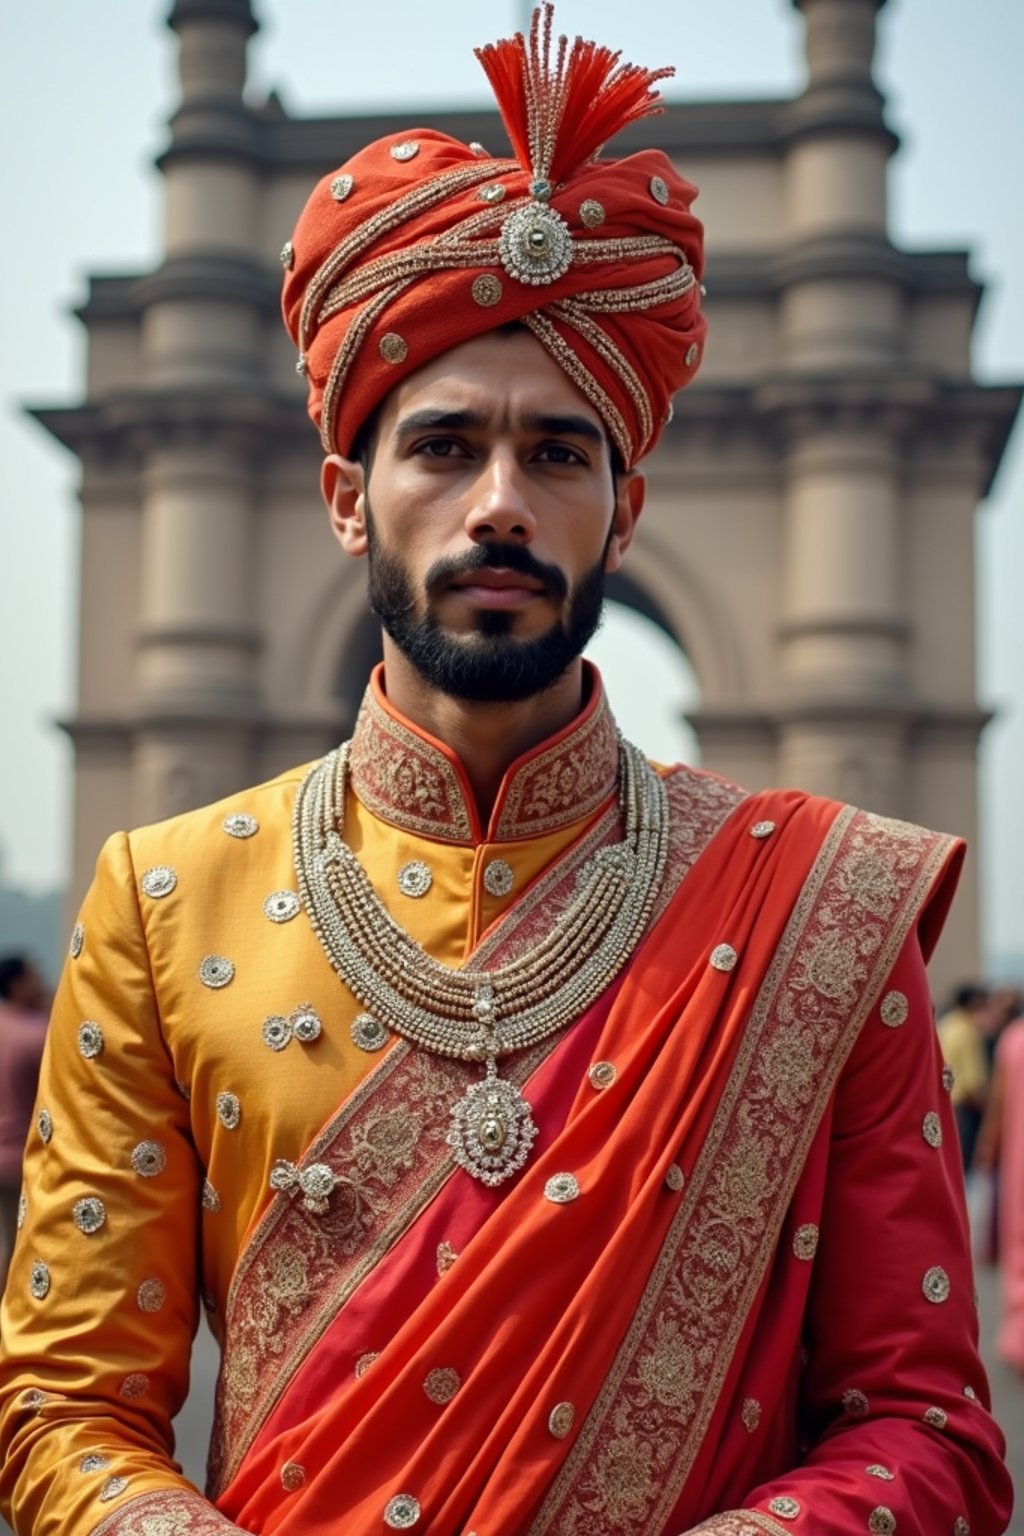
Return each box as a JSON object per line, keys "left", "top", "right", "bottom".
{"left": 937, "top": 983, "right": 992, "bottom": 1172}
{"left": 0, "top": 956, "right": 50, "bottom": 1292}
{"left": 975, "top": 996, "right": 1024, "bottom": 1374}
{"left": 972, "top": 987, "right": 1023, "bottom": 1267}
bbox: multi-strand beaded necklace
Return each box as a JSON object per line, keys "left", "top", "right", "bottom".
{"left": 292, "top": 735, "right": 669, "bottom": 1184}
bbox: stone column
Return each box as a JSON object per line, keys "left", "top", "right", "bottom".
{"left": 775, "top": 0, "right": 912, "bottom": 816}
{"left": 776, "top": 408, "right": 911, "bottom": 813}
{"left": 131, "top": 0, "right": 266, "bottom": 825}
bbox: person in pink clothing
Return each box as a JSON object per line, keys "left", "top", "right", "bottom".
{"left": 977, "top": 1008, "right": 1024, "bottom": 1372}
{"left": 0, "top": 956, "right": 50, "bottom": 1292}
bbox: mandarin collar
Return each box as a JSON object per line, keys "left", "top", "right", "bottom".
{"left": 348, "top": 663, "right": 620, "bottom": 845}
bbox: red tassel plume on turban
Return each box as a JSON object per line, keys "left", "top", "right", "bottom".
{"left": 281, "top": 4, "right": 706, "bottom": 468}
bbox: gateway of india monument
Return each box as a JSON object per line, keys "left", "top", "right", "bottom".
{"left": 36, "top": 0, "right": 1020, "bottom": 995}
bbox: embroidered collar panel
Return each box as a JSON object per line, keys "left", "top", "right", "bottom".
{"left": 348, "top": 664, "right": 620, "bottom": 845}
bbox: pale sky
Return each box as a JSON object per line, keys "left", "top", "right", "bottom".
{"left": 0, "top": 0, "right": 1022, "bottom": 963}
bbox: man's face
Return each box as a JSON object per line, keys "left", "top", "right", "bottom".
{"left": 322, "top": 329, "right": 644, "bottom": 702}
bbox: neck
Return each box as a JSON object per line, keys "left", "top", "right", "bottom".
{"left": 379, "top": 640, "right": 586, "bottom": 824}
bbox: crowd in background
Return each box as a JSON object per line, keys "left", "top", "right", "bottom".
{"left": 938, "top": 981, "right": 1024, "bottom": 1375}
{"left": 1, "top": 951, "right": 1022, "bottom": 1374}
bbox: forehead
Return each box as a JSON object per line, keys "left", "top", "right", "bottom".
{"left": 374, "top": 328, "right": 606, "bottom": 439}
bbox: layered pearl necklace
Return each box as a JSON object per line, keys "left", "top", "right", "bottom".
{"left": 293, "top": 734, "right": 669, "bottom": 1185}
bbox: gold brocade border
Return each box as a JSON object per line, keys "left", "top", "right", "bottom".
{"left": 530, "top": 808, "right": 955, "bottom": 1536}
{"left": 348, "top": 680, "right": 622, "bottom": 844}
{"left": 208, "top": 762, "right": 744, "bottom": 1496}
{"left": 208, "top": 1041, "right": 513, "bottom": 1495}
{"left": 90, "top": 1486, "right": 246, "bottom": 1534}
{"left": 688, "top": 1515, "right": 792, "bottom": 1536}
{"left": 522, "top": 311, "right": 633, "bottom": 467}
{"left": 491, "top": 689, "right": 618, "bottom": 841}
{"left": 349, "top": 688, "right": 473, "bottom": 841}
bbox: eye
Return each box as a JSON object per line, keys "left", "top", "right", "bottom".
{"left": 415, "top": 437, "right": 469, "bottom": 459}
{"left": 535, "top": 443, "right": 588, "bottom": 466}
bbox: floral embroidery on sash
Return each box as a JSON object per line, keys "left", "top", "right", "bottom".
{"left": 208, "top": 1043, "right": 476, "bottom": 1494}
{"left": 529, "top": 808, "right": 955, "bottom": 1536}
{"left": 688, "top": 1515, "right": 792, "bottom": 1536}
{"left": 90, "top": 1487, "right": 247, "bottom": 1534}
{"left": 208, "top": 761, "right": 743, "bottom": 1495}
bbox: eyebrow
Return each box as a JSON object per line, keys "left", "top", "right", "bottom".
{"left": 393, "top": 407, "right": 607, "bottom": 450}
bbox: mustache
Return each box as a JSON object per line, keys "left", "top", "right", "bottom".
{"left": 424, "top": 543, "right": 568, "bottom": 603}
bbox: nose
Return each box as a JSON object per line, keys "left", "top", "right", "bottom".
{"left": 464, "top": 452, "right": 536, "bottom": 544}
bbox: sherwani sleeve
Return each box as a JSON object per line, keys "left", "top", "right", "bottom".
{"left": 692, "top": 926, "right": 1012, "bottom": 1536}
{"left": 0, "top": 833, "right": 244, "bottom": 1535}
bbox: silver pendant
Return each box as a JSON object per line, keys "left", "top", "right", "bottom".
{"left": 448, "top": 1059, "right": 538, "bottom": 1186}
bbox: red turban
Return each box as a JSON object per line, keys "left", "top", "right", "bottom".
{"left": 281, "top": 5, "right": 706, "bottom": 468}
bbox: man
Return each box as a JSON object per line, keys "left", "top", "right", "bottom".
{"left": 936, "top": 984, "right": 992, "bottom": 1172}
{"left": 0, "top": 955, "right": 50, "bottom": 1290}
{"left": 0, "top": 9, "right": 1012, "bottom": 1535}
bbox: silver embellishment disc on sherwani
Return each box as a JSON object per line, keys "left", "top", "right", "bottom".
{"left": 483, "top": 859, "right": 515, "bottom": 897}
{"left": 264, "top": 890, "right": 301, "bottom": 923}
{"left": 222, "top": 813, "right": 258, "bottom": 838}
{"left": 263, "top": 1015, "right": 291, "bottom": 1051}
{"left": 140, "top": 866, "right": 177, "bottom": 899}
{"left": 352, "top": 1013, "right": 390, "bottom": 1052}
{"left": 78, "top": 1022, "right": 104, "bottom": 1059}
{"left": 73, "top": 1197, "right": 106, "bottom": 1234}
{"left": 131, "top": 1140, "right": 167, "bottom": 1178}
{"left": 293, "top": 735, "right": 668, "bottom": 1186}
{"left": 397, "top": 861, "right": 433, "bottom": 898}
{"left": 291, "top": 1004, "right": 322, "bottom": 1043}
{"left": 200, "top": 955, "right": 235, "bottom": 989}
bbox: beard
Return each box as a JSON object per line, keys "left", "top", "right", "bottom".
{"left": 365, "top": 509, "right": 609, "bottom": 704}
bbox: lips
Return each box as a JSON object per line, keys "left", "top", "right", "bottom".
{"left": 449, "top": 568, "right": 546, "bottom": 594}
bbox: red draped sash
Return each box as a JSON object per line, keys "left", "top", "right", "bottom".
{"left": 212, "top": 782, "right": 958, "bottom": 1535}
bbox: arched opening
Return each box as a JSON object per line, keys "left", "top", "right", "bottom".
{"left": 586, "top": 588, "right": 700, "bottom": 769}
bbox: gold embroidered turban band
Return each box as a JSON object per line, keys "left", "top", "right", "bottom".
{"left": 281, "top": 4, "right": 706, "bottom": 468}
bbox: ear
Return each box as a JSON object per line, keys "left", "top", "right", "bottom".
{"left": 321, "top": 454, "right": 369, "bottom": 558}
{"left": 604, "top": 469, "right": 645, "bottom": 573}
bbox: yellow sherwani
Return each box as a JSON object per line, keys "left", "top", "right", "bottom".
{"left": 0, "top": 668, "right": 623, "bottom": 1535}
